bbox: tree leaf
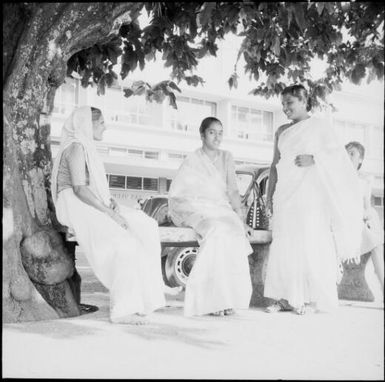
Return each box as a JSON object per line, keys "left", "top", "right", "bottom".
{"left": 228, "top": 72, "right": 239, "bottom": 89}
{"left": 198, "top": 2, "right": 216, "bottom": 28}
{"left": 316, "top": 2, "right": 325, "bottom": 16}
{"left": 271, "top": 36, "right": 280, "bottom": 56}
{"left": 287, "top": 7, "right": 293, "bottom": 27}
{"left": 256, "top": 28, "right": 264, "bottom": 43}
{"left": 293, "top": 3, "right": 306, "bottom": 30}
{"left": 168, "top": 92, "right": 177, "bottom": 109}
{"left": 123, "top": 88, "right": 134, "bottom": 97}
{"left": 351, "top": 64, "right": 366, "bottom": 84}
{"left": 324, "top": 3, "right": 334, "bottom": 14}
{"left": 120, "top": 63, "right": 130, "bottom": 80}
{"left": 168, "top": 81, "right": 181, "bottom": 92}
{"left": 97, "top": 76, "right": 106, "bottom": 96}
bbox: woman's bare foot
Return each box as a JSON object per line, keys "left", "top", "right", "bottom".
{"left": 294, "top": 303, "right": 318, "bottom": 315}
{"left": 111, "top": 313, "right": 148, "bottom": 325}
{"left": 294, "top": 305, "right": 306, "bottom": 315}
{"left": 224, "top": 308, "right": 235, "bottom": 316}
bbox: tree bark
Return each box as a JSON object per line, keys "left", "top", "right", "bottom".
{"left": 3, "top": 2, "right": 138, "bottom": 323}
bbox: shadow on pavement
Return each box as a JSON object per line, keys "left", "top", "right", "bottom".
{"left": 5, "top": 304, "right": 227, "bottom": 349}
{"left": 117, "top": 321, "right": 227, "bottom": 349}
{"left": 5, "top": 319, "right": 104, "bottom": 339}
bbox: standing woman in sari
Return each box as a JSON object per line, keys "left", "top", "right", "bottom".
{"left": 264, "top": 85, "right": 363, "bottom": 314}
{"left": 168, "top": 117, "right": 253, "bottom": 317}
{"left": 51, "top": 106, "right": 166, "bottom": 324}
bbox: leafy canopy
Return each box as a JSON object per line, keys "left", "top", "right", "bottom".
{"left": 67, "top": 2, "right": 384, "bottom": 109}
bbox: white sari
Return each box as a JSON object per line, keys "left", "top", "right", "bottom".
{"left": 51, "top": 106, "right": 165, "bottom": 321}
{"left": 264, "top": 116, "right": 363, "bottom": 311}
{"left": 169, "top": 148, "right": 253, "bottom": 316}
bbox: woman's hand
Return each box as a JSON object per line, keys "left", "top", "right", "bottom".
{"left": 109, "top": 198, "right": 120, "bottom": 213}
{"left": 295, "top": 154, "right": 315, "bottom": 167}
{"left": 266, "top": 198, "right": 273, "bottom": 217}
{"left": 244, "top": 222, "right": 253, "bottom": 237}
{"left": 108, "top": 210, "right": 129, "bottom": 230}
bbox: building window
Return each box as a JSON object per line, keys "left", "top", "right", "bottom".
{"left": 108, "top": 175, "right": 159, "bottom": 192}
{"left": 144, "top": 151, "right": 159, "bottom": 160}
{"left": 168, "top": 152, "right": 187, "bottom": 161}
{"left": 108, "top": 147, "right": 160, "bottom": 160}
{"left": 371, "top": 126, "right": 383, "bottom": 159}
{"left": 143, "top": 177, "right": 159, "bottom": 191}
{"left": 53, "top": 79, "right": 78, "bottom": 115}
{"left": 126, "top": 176, "right": 142, "bottom": 190}
{"left": 88, "top": 85, "right": 163, "bottom": 129}
{"left": 231, "top": 105, "right": 273, "bottom": 141}
{"left": 127, "top": 149, "right": 143, "bottom": 159}
{"left": 165, "top": 96, "right": 217, "bottom": 133}
{"left": 373, "top": 196, "right": 383, "bottom": 207}
{"left": 333, "top": 119, "right": 367, "bottom": 149}
{"left": 96, "top": 146, "right": 109, "bottom": 155}
{"left": 109, "top": 147, "right": 127, "bottom": 157}
{"left": 166, "top": 179, "right": 173, "bottom": 191}
{"left": 108, "top": 88, "right": 163, "bottom": 128}
{"left": 333, "top": 119, "right": 384, "bottom": 160}
{"left": 109, "top": 175, "right": 126, "bottom": 189}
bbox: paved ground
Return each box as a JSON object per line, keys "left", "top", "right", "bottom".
{"left": 3, "top": 251, "right": 384, "bottom": 380}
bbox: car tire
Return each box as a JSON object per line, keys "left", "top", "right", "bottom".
{"left": 164, "top": 247, "right": 198, "bottom": 287}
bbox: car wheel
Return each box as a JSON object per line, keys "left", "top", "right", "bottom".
{"left": 164, "top": 247, "right": 198, "bottom": 287}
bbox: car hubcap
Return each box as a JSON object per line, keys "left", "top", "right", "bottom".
{"left": 174, "top": 248, "right": 198, "bottom": 284}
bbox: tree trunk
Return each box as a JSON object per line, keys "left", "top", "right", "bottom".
{"left": 3, "top": 2, "right": 138, "bottom": 323}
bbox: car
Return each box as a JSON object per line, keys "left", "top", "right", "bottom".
{"left": 142, "top": 165, "right": 272, "bottom": 287}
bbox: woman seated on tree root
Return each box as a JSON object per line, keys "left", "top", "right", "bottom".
{"left": 51, "top": 106, "right": 166, "bottom": 325}
{"left": 168, "top": 117, "right": 254, "bottom": 317}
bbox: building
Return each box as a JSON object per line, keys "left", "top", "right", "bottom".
{"left": 49, "top": 44, "right": 384, "bottom": 219}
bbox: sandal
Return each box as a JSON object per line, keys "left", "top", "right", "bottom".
{"left": 224, "top": 308, "right": 235, "bottom": 316}
{"left": 210, "top": 310, "right": 224, "bottom": 316}
{"left": 265, "top": 300, "right": 291, "bottom": 313}
{"left": 265, "top": 302, "right": 284, "bottom": 313}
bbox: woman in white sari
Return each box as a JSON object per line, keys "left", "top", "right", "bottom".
{"left": 168, "top": 117, "right": 253, "bottom": 317}
{"left": 264, "top": 85, "right": 363, "bottom": 315}
{"left": 51, "top": 106, "right": 166, "bottom": 324}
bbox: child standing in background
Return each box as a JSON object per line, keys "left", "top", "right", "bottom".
{"left": 345, "top": 141, "right": 384, "bottom": 293}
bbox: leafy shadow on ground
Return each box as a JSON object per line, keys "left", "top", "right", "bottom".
{"left": 4, "top": 319, "right": 104, "bottom": 339}
{"left": 5, "top": 305, "right": 227, "bottom": 349}
{"left": 117, "top": 319, "right": 227, "bottom": 349}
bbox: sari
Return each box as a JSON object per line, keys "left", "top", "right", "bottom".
{"left": 358, "top": 175, "right": 384, "bottom": 254}
{"left": 51, "top": 106, "right": 165, "bottom": 321}
{"left": 264, "top": 115, "right": 363, "bottom": 311}
{"left": 169, "top": 148, "right": 253, "bottom": 316}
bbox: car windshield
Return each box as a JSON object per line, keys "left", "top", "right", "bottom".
{"left": 236, "top": 172, "right": 253, "bottom": 196}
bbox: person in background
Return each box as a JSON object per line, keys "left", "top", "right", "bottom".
{"left": 168, "top": 117, "right": 253, "bottom": 317}
{"left": 51, "top": 106, "right": 166, "bottom": 324}
{"left": 264, "top": 85, "right": 363, "bottom": 315}
{"left": 345, "top": 141, "right": 384, "bottom": 293}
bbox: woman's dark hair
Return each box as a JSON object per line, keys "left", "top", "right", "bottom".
{"left": 91, "top": 107, "right": 102, "bottom": 122}
{"left": 199, "top": 117, "right": 222, "bottom": 135}
{"left": 281, "top": 84, "right": 312, "bottom": 111}
{"left": 345, "top": 141, "right": 365, "bottom": 170}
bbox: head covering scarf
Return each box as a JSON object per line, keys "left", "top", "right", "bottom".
{"left": 51, "top": 106, "right": 111, "bottom": 207}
